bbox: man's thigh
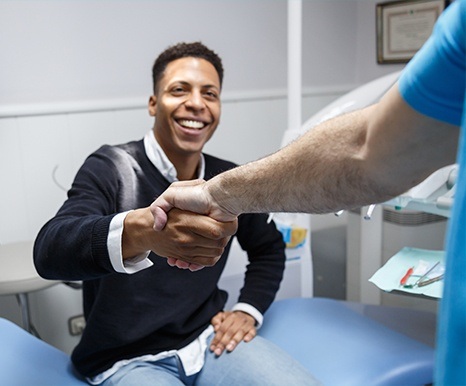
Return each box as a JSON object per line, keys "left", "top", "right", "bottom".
{"left": 101, "top": 358, "right": 185, "bottom": 386}
{"left": 196, "top": 335, "right": 321, "bottom": 386}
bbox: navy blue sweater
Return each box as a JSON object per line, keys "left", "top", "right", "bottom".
{"left": 34, "top": 139, "right": 286, "bottom": 377}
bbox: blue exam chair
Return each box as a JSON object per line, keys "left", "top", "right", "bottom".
{"left": 0, "top": 317, "right": 87, "bottom": 386}
{"left": 0, "top": 297, "right": 436, "bottom": 386}
{"left": 259, "top": 297, "right": 436, "bottom": 386}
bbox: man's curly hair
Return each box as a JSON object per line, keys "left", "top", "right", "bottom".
{"left": 152, "top": 42, "right": 224, "bottom": 94}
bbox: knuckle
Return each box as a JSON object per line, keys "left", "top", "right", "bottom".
{"left": 212, "top": 247, "right": 225, "bottom": 258}
{"left": 217, "top": 325, "right": 229, "bottom": 336}
{"left": 202, "top": 256, "right": 221, "bottom": 267}
{"left": 176, "top": 233, "right": 192, "bottom": 245}
{"left": 218, "top": 237, "right": 230, "bottom": 248}
{"left": 209, "top": 225, "right": 224, "bottom": 239}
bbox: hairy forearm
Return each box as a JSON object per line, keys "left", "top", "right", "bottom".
{"left": 206, "top": 88, "right": 459, "bottom": 217}
{"left": 207, "top": 107, "right": 386, "bottom": 215}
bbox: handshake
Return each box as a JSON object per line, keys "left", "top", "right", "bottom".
{"left": 150, "top": 178, "right": 240, "bottom": 271}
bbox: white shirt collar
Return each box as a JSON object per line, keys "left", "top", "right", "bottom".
{"left": 143, "top": 130, "right": 205, "bottom": 183}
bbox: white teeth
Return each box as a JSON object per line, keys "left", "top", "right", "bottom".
{"left": 178, "top": 119, "right": 205, "bottom": 129}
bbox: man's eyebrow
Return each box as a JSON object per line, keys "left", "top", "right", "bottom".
{"left": 168, "top": 80, "right": 190, "bottom": 87}
{"left": 202, "top": 84, "right": 220, "bottom": 90}
{"left": 167, "top": 80, "right": 220, "bottom": 90}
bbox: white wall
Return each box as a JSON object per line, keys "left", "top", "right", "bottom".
{"left": 0, "top": 0, "right": 287, "bottom": 105}
{"left": 0, "top": 0, "right": 403, "bottom": 106}
{"left": 354, "top": 0, "right": 405, "bottom": 83}
{"left": 303, "top": 1, "right": 359, "bottom": 88}
{"left": 302, "top": 0, "right": 404, "bottom": 87}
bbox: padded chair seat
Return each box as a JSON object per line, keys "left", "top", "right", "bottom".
{"left": 0, "top": 317, "right": 86, "bottom": 386}
{"left": 0, "top": 298, "right": 436, "bottom": 386}
{"left": 259, "top": 297, "right": 436, "bottom": 386}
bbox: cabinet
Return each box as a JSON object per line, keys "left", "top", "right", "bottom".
{"left": 346, "top": 165, "right": 456, "bottom": 312}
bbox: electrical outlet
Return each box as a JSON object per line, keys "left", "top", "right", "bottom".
{"left": 69, "top": 315, "right": 86, "bottom": 336}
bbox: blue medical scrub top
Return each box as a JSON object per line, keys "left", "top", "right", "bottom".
{"left": 399, "top": 1, "right": 466, "bottom": 384}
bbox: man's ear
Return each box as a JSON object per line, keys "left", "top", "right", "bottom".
{"left": 148, "top": 95, "right": 157, "bottom": 117}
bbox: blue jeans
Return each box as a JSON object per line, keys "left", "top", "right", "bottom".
{"left": 100, "top": 334, "right": 320, "bottom": 386}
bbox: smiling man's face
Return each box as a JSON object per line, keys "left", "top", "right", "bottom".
{"left": 149, "top": 57, "right": 221, "bottom": 161}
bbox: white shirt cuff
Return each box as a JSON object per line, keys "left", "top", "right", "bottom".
{"left": 108, "top": 211, "right": 153, "bottom": 274}
{"left": 232, "top": 302, "right": 264, "bottom": 328}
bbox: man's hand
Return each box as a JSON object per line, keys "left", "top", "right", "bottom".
{"left": 155, "top": 208, "right": 237, "bottom": 268}
{"left": 150, "top": 179, "right": 238, "bottom": 270}
{"left": 210, "top": 311, "right": 256, "bottom": 356}
{"left": 150, "top": 179, "right": 237, "bottom": 231}
{"left": 123, "top": 207, "right": 237, "bottom": 271}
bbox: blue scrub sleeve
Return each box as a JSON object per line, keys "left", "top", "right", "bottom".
{"left": 398, "top": 0, "right": 465, "bottom": 126}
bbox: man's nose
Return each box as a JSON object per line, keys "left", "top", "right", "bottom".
{"left": 186, "top": 90, "right": 205, "bottom": 110}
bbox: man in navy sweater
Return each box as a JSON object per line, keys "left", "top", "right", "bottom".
{"left": 34, "top": 42, "right": 318, "bottom": 385}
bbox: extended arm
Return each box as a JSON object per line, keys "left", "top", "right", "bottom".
{"left": 152, "top": 84, "right": 459, "bottom": 223}
{"left": 34, "top": 148, "right": 237, "bottom": 280}
{"left": 210, "top": 84, "right": 459, "bottom": 215}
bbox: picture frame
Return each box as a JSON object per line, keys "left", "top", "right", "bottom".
{"left": 376, "top": 0, "right": 448, "bottom": 64}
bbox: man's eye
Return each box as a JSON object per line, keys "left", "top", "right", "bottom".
{"left": 205, "top": 91, "right": 218, "bottom": 99}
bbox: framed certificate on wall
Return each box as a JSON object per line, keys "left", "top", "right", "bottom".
{"left": 376, "top": 0, "right": 448, "bottom": 63}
